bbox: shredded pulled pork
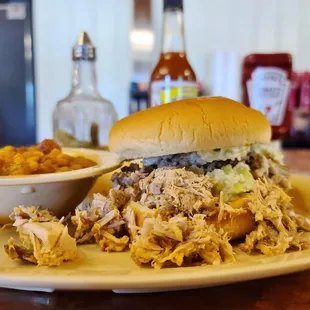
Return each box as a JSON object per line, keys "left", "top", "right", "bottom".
{"left": 130, "top": 214, "right": 235, "bottom": 269}
{"left": 4, "top": 206, "right": 77, "bottom": 266}
{"left": 239, "top": 180, "right": 305, "bottom": 256}
{"left": 71, "top": 192, "right": 129, "bottom": 251}
{"left": 70, "top": 143, "right": 310, "bottom": 269}
{"left": 120, "top": 168, "right": 246, "bottom": 267}
{"left": 246, "top": 153, "right": 290, "bottom": 190}
{"left": 111, "top": 164, "right": 154, "bottom": 201}
{"left": 122, "top": 201, "right": 158, "bottom": 239}
{"left": 9, "top": 205, "right": 59, "bottom": 224}
{"left": 139, "top": 168, "right": 217, "bottom": 215}
{"left": 71, "top": 167, "right": 243, "bottom": 266}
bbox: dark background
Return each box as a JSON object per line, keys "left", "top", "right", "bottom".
{"left": 0, "top": 0, "right": 35, "bottom": 146}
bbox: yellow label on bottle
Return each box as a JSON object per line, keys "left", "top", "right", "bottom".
{"left": 159, "top": 85, "right": 198, "bottom": 103}
{"left": 150, "top": 81, "right": 198, "bottom": 106}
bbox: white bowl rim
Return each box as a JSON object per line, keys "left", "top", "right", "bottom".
{"left": 0, "top": 148, "right": 121, "bottom": 186}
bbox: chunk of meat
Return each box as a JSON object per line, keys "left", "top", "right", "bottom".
{"left": 139, "top": 168, "right": 217, "bottom": 215}
{"left": 247, "top": 153, "right": 290, "bottom": 189}
{"left": 72, "top": 192, "right": 127, "bottom": 244}
{"left": 130, "top": 214, "right": 235, "bottom": 268}
{"left": 4, "top": 237, "right": 37, "bottom": 264}
{"left": 5, "top": 206, "right": 77, "bottom": 266}
{"left": 93, "top": 230, "right": 129, "bottom": 252}
{"left": 111, "top": 164, "right": 153, "bottom": 189}
{"left": 239, "top": 180, "right": 301, "bottom": 256}
{"left": 71, "top": 192, "right": 129, "bottom": 251}
{"left": 9, "top": 205, "right": 58, "bottom": 223}
{"left": 111, "top": 164, "right": 154, "bottom": 202}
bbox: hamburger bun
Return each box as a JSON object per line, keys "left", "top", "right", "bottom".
{"left": 109, "top": 96, "right": 271, "bottom": 159}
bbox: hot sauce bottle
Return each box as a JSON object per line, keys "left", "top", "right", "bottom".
{"left": 242, "top": 53, "right": 293, "bottom": 142}
{"left": 149, "top": 0, "right": 197, "bottom": 106}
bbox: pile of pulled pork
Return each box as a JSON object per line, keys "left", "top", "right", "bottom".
{"left": 71, "top": 144, "right": 310, "bottom": 268}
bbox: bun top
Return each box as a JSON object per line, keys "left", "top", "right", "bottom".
{"left": 109, "top": 97, "right": 271, "bottom": 159}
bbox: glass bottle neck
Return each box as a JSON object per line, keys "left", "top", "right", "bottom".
{"left": 70, "top": 60, "right": 99, "bottom": 96}
{"left": 162, "top": 8, "right": 185, "bottom": 53}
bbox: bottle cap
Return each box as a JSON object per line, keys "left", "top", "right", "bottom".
{"left": 72, "top": 32, "right": 96, "bottom": 61}
{"left": 164, "top": 0, "right": 183, "bottom": 10}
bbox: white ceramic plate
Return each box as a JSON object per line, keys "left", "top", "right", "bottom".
{"left": 0, "top": 174, "right": 310, "bottom": 293}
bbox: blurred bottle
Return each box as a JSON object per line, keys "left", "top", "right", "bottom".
{"left": 242, "top": 53, "right": 293, "bottom": 143}
{"left": 53, "top": 32, "right": 117, "bottom": 149}
{"left": 283, "top": 72, "right": 310, "bottom": 148}
{"left": 129, "top": 82, "right": 149, "bottom": 114}
{"left": 149, "top": 0, "right": 197, "bottom": 106}
{"left": 293, "top": 73, "right": 310, "bottom": 135}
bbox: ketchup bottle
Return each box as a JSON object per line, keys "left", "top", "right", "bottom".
{"left": 242, "top": 53, "right": 293, "bottom": 141}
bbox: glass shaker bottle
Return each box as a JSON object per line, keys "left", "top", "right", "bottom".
{"left": 53, "top": 32, "right": 118, "bottom": 149}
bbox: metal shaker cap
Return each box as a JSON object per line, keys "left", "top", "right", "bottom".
{"left": 164, "top": 0, "right": 183, "bottom": 10}
{"left": 72, "top": 32, "right": 96, "bottom": 61}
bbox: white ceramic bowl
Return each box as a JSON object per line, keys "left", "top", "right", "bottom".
{"left": 0, "top": 148, "right": 121, "bottom": 224}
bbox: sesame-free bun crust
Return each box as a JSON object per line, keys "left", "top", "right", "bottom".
{"left": 109, "top": 97, "right": 271, "bottom": 159}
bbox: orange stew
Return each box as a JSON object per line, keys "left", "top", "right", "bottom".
{"left": 0, "top": 139, "right": 96, "bottom": 176}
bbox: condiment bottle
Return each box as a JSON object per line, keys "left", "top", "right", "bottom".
{"left": 242, "top": 53, "right": 293, "bottom": 142}
{"left": 149, "top": 0, "right": 197, "bottom": 106}
{"left": 294, "top": 72, "right": 310, "bottom": 136}
{"left": 53, "top": 32, "right": 117, "bottom": 150}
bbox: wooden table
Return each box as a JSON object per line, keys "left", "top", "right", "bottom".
{"left": 0, "top": 150, "right": 309, "bottom": 310}
{"left": 285, "top": 150, "right": 310, "bottom": 174}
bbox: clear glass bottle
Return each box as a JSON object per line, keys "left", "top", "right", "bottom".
{"left": 53, "top": 32, "right": 117, "bottom": 149}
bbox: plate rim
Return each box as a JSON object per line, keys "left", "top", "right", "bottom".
{"left": 0, "top": 249, "right": 310, "bottom": 290}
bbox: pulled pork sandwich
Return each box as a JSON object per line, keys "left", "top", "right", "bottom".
{"left": 73, "top": 96, "right": 310, "bottom": 269}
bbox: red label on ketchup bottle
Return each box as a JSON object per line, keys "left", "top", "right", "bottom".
{"left": 242, "top": 53, "right": 293, "bottom": 140}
